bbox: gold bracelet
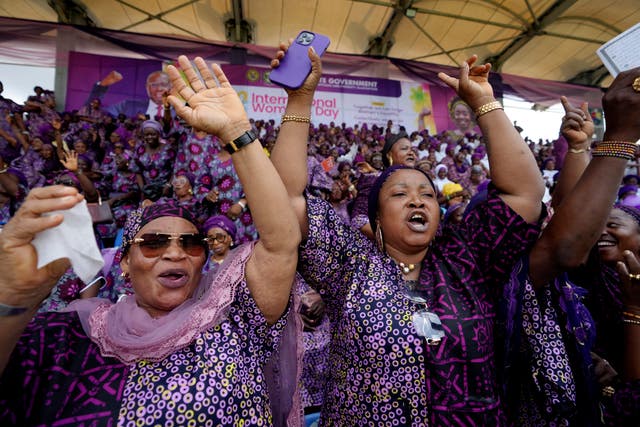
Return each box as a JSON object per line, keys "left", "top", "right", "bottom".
{"left": 568, "top": 147, "right": 591, "bottom": 154}
{"left": 623, "top": 311, "right": 640, "bottom": 320}
{"left": 474, "top": 101, "right": 503, "bottom": 119}
{"left": 592, "top": 141, "right": 637, "bottom": 161}
{"left": 623, "top": 318, "right": 640, "bottom": 326}
{"left": 281, "top": 114, "right": 311, "bottom": 124}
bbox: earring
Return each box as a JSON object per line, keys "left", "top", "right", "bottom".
{"left": 375, "top": 224, "right": 385, "bottom": 252}
{"left": 188, "top": 188, "right": 193, "bottom": 195}
{"left": 387, "top": 154, "right": 393, "bottom": 166}
{"left": 120, "top": 271, "right": 130, "bottom": 280}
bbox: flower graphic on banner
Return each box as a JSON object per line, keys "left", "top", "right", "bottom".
{"left": 409, "top": 84, "right": 437, "bottom": 134}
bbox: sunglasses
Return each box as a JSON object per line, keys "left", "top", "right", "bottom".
{"left": 131, "top": 233, "right": 207, "bottom": 258}
{"left": 206, "top": 233, "right": 228, "bottom": 244}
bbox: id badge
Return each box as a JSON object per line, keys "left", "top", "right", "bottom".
{"left": 412, "top": 309, "right": 445, "bottom": 345}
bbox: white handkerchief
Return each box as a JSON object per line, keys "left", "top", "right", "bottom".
{"left": 32, "top": 199, "right": 104, "bottom": 283}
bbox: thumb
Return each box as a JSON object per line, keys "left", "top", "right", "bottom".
{"left": 580, "top": 102, "right": 591, "bottom": 122}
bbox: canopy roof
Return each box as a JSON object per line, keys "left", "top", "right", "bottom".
{"left": 3, "top": 0, "right": 637, "bottom": 87}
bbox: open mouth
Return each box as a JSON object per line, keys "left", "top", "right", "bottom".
{"left": 596, "top": 240, "right": 616, "bottom": 248}
{"left": 409, "top": 213, "right": 426, "bottom": 225}
{"left": 157, "top": 269, "right": 189, "bottom": 288}
{"left": 407, "top": 212, "right": 428, "bottom": 232}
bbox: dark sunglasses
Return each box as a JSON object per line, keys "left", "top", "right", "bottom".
{"left": 206, "top": 233, "right": 228, "bottom": 244}
{"left": 132, "top": 233, "right": 207, "bottom": 258}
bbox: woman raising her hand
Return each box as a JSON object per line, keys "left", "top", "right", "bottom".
{"left": 271, "top": 47, "right": 543, "bottom": 425}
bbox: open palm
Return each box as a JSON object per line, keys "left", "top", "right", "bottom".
{"left": 167, "top": 56, "right": 249, "bottom": 143}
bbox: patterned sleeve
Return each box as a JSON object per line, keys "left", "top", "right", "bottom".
{"left": 299, "top": 195, "right": 373, "bottom": 305}
{"left": 456, "top": 184, "right": 541, "bottom": 284}
{"left": 228, "top": 277, "right": 290, "bottom": 366}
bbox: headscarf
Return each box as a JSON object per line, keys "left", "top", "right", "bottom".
{"left": 367, "top": 165, "right": 435, "bottom": 232}
{"left": 442, "top": 182, "right": 464, "bottom": 199}
{"left": 141, "top": 119, "right": 163, "bottom": 134}
{"left": 203, "top": 215, "right": 237, "bottom": 244}
{"left": 381, "top": 131, "right": 409, "bottom": 167}
{"left": 615, "top": 204, "right": 640, "bottom": 227}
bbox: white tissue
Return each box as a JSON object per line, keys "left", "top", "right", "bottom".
{"left": 32, "top": 199, "right": 104, "bottom": 283}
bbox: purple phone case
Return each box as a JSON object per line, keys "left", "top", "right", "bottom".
{"left": 269, "top": 31, "right": 330, "bottom": 90}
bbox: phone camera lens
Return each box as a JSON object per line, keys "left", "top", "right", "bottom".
{"left": 297, "top": 32, "right": 314, "bottom": 45}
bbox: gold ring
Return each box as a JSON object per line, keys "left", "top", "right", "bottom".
{"left": 602, "top": 385, "right": 615, "bottom": 397}
{"left": 633, "top": 77, "right": 640, "bottom": 92}
{"left": 629, "top": 273, "right": 640, "bottom": 280}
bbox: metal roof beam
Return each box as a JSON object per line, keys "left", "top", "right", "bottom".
{"left": 484, "top": 0, "right": 577, "bottom": 71}
{"left": 412, "top": 7, "right": 524, "bottom": 31}
{"left": 120, "top": 0, "right": 199, "bottom": 32}
{"left": 115, "top": 0, "right": 202, "bottom": 39}
{"left": 47, "top": 0, "right": 95, "bottom": 26}
{"left": 225, "top": 0, "right": 253, "bottom": 43}
{"left": 567, "top": 65, "right": 609, "bottom": 86}
{"left": 364, "top": 0, "right": 414, "bottom": 57}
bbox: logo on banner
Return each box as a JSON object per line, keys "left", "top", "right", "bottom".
{"left": 321, "top": 156, "right": 335, "bottom": 172}
{"left": 246, "top": 69, "right": 260, "bottom": 82}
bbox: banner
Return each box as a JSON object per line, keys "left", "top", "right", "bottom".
{"left": 66, "top": 52, "right": 473, "bottom": 135}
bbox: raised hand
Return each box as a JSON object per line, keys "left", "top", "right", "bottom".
{"left": 271, "top": 40, "right": 323, "bottom": 101}
{"left": 60, "top": 150, "right": 78, "bottom": 172}
{"left": 0, "top": 186, "right": 83, "bottom": 308}
{"left": 560, "top": 96, "right": 593, "bottom": 148}
{"left": 617, "top": 250, "right": 640, "bottom": 312}
{"left": 437, "top": 55, "right": 495, "bottom": 110}
{"left": 602, "top": 66, "right": 640, "bottom": 142}
{"left": 99, "top": 70, "right": 123, "bottom": 87}
{"left": 166, "top": 56, "right": 251, "bottom": 144}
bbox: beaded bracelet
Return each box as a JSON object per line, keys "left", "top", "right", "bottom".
{"left": 592, "top": 141, "right": 637, "bottom": 161}
{"left": 623, "top": 318, "right": 640, "bottom": 326}
{"left": 474, "top": 101, "right": 503, "bottom": 119}
{"left": 623, "top": 311, "right": 640, "bottom": 320}
{"left": 281, "top": 114, "right": 311, "bottom": 124}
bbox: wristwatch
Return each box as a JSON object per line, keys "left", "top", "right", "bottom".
{"left": 225, "top": 130, "right": 257, "bottom": 154}
{"left": 0, "top": 302, "right": 28, "bottom": 316}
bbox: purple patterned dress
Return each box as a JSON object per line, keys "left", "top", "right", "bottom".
{"left": 130, "top": 142, "right": 176, "bottom": 186}
{"left": 298, "top": 186, "right": 540, "bottom": 426}
{"left": 173, "top": 131, "right": 220, "bottom": 200}
{"left": 569, "top": 254, "right": 640, "bottom": 425}
{"left": 0, "top": 271, "right": 289, "bottom": 426}
{"left": 207, "top": 155, "right": 257, "bottom": 243}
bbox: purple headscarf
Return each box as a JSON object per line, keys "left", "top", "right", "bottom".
{"left": 203, "top": 215, "right": 237, "bottom": 244}
{"left": 615, "top": 204, "right": 640, "bottom": 227}
{"left": 367, "top": 165, "right": 435, "bottom": 232}
{"left": 141, "top": 119, "right": 163, "bottom": 134}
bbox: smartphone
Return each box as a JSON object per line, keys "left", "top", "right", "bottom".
{"left": 269, "top": 31, "right": 330, "bottom": 90}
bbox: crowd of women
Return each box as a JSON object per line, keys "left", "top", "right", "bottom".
{"left": 0, "top": 41, "right": 639, "bottom": 426}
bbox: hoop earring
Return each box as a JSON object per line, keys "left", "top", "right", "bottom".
{"left": 375, "top": 224, "right": 385, "bottom": 252}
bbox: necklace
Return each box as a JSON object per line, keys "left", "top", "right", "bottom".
{"left": 398, "top": 262, "right": 416, "bottom": 275}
